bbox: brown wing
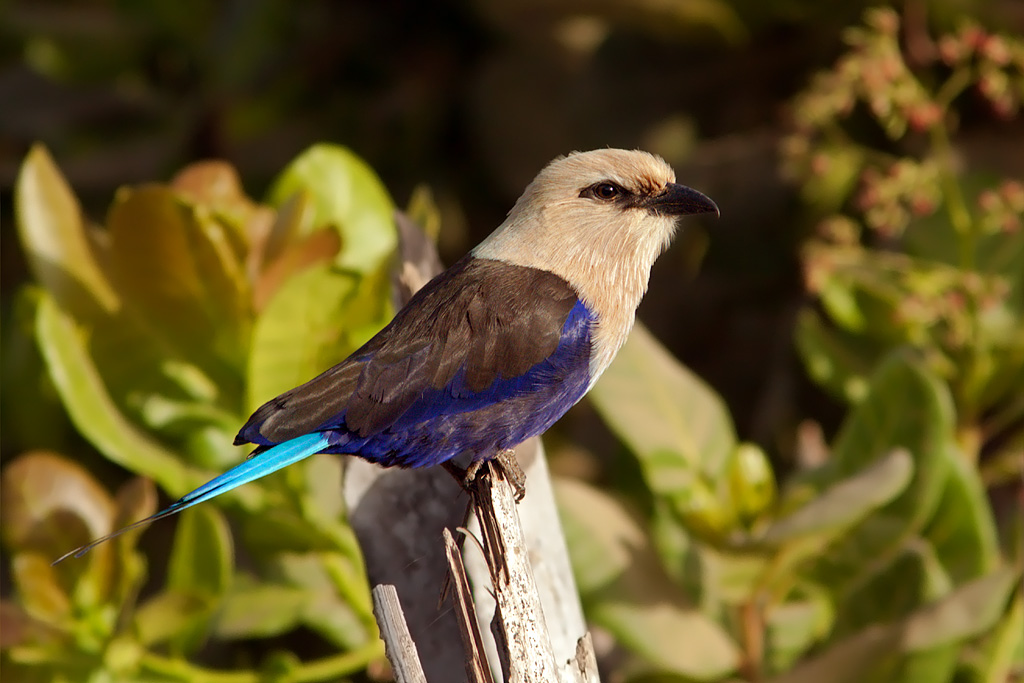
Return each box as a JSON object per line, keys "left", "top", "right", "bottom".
{"left": 235, "top": 256, "right": 581, "bottom": 445}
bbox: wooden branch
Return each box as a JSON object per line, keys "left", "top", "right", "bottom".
{"left": 372, "top": 584, "right": 428, "bottom": 683}
{"left": 464, "top": 456, "right": 602, "bottom": 683}
{"left": 443, "top": 528, "right": 495, "bottom": 683}
{"left": 470, "top": 463, "right": 559, "bottom": 682}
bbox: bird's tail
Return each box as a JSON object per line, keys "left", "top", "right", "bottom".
{"left": 52, "top": 432, "right": 332, "bottom": 565}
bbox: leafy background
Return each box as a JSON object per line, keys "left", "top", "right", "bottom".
{"left": 1, "top": 1, "right": 1022, "bottom": 682}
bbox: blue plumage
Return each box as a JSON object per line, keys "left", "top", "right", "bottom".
{"left": 318, "top": 299, "right": 594, "bottom": 467}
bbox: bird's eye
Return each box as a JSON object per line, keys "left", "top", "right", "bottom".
{"left": 587, "top": 182, "right": 621, "bottom": 201}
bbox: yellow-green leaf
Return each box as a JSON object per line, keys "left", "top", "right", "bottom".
{"left": 14, "top": 144, "right": 118, "bottom": 317}
{"left": 247, "top": 263, "right": 390, "bottom": 412}
{"left": 35, "top": 294, "right": 188, "bottom": 495}
{"left": 267, "top": 144, "right": 397, "bottom": 274}
{"left": 107, "top": 185, "right": 251, "bottom": 378}
{"left": 590, "top": 323, "right": 737, "bottom": 483}
{"left": 557, "top": 478, "right": 740, "bottom": 679}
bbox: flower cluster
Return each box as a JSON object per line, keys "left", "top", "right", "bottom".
{"left": 856, "top": 158, "right": 941, "bottom": 237}
{"left": 939, "top": 22, "right": 1024, "bottom": 118}
{"left": 978, "top": 180, "right": 1024, "bottom": 234}
{"left": 789, "top": 8, "right": 940, "bottom": 141}
{"left": 783, "top": 8, "right": 1024, "bottom": 242}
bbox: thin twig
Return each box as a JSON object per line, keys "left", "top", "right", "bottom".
{"left": 372, "top": 585, "right": 428, "bottom": 683}
{"left": 444, "top": 528, "right": 496, "bottom": 683}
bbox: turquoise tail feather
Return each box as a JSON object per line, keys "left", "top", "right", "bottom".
{"left": 52, "top": 432, "right": 331, "bottom": 564}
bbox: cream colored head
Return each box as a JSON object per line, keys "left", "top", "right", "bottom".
{"left": 473, "top": 148, "right": 718, "bottom": 378}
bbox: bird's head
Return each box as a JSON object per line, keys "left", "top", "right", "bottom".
{"left": 474, "top": 149, "right": 718, "bottom": 313}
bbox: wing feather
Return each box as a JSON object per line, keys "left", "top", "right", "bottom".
{"left": 235, "top": 256, "right": 582, "bottom": 447}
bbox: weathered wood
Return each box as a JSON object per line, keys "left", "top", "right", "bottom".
{"left": 443, "top": 527, "right": 495, "bottom": 683}
{"left": 571, "top": 632, "right": 601, "bottom": 683}
{"left": 463, "top": 440, "right": 597, "bottom": 683}
{"left": 372, "top": 584, "right": 428, "bottom": 683}
{"left": 471, "top": 462, "right": 560, "bottom": 682}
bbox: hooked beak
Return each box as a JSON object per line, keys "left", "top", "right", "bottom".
{"left": 645, "top": 183, "right": 720, "bottom": 218}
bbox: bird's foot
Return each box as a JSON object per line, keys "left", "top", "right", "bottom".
{"left": 441, "top": 449, "right": 526, "bottom": 502}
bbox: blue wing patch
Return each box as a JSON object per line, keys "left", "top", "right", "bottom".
{"left": 322, "top": 298, "right": 595, "bottom": 467}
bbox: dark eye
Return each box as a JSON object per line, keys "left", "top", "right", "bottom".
{"left": 585, "top": 182, "right": 621, "bottom": 201}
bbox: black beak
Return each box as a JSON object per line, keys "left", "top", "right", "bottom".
{"left": 646, "top": 183, "right": 720, "bottom": 218}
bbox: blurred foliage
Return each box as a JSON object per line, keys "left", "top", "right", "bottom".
{"left": 581, "top": 325, "right": 1020, "bottom": 682}
{"left": 782, "top": 8, "right": 1024, "bottom": 471}
{"left": 562, "top": 8, "right": 1023, "bottom": 682}
{"left": 2, "top": 1, "right": 1024, "bottom": 683}
{"left": 4, "top": 144, "right": 391, "bottom": 681}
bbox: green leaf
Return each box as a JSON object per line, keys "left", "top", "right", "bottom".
{"left": 106, "top": 185, "right": 251, "bottom": 380}
{"left": 972, "top": 588, "right": 1023, "bottom": 683}
{"left": 922, "top": 448, "right": 999, "bottom": 583}
{"left": 831, "top": 351, "right": 955, "bottom": 534}
{"left": 301, "top": 585, "right": 370, "bottom": 649}
{"left": 271, "top": 553, "right": 374, "bottom": 648}
{"left": 215, "top": 577, "right": 308, "bottom": 640}
{"left": 900, "top": 567, "right": 1019, "bottom": 651}
{"left": 728, "top": 442, "right": 777, "bottom": 523}
{"left": 798, "top": 145, "right": 864, "bottom": 213}
{"left": 820, "top": 275, "right": 867, "bottom": 332}
{"left": 110, "top": 477, "right": 156, "bottom": 612}
{"left": 134, "top": 591, "right": 211, "bottom": 647}
{"left": 557, "top": 478, "right": 740, "bottom": 680}
{"left": 760, "top": 449, "right": 912, "bottom": 546}
{"left": 162, "top": 505, "right": 233, "bottom": 654}
{"left": 833, "top": 538, "right": 952, "bottom": 637}
{"left": 767, "top": 568, "right": 1020, "bottom": 683}
{"left": 11, "top": 554, "right": 72, "bottom": 623}
{"left": 665, "top": 470, "right": 740, "bottom": 542}
{"left": 647, "top": 499, "right": 703, "bottom": 596}
{"left": 239, "top": 507, "right": 347, "bottom": 555}
{"left": 791, "top": 357, "right": 959, "bottom": 633}
{"left": 589, "top": 323, "right": 737, "bottom": 488}
{"left": 764, "top": 584, "right": 834, "bottom": 675}
{"left": 1, "top": 451, "right": 116, "bottom": 556}
{"left": 247, "top": 263, "right": 390, "bottom": 412}
{"left": 794, "top": 309, "right": 879, "bottom": 403}
{"left": 267, "top": 144, "right": 397, "bottom": 274}
{"left": 14, "top": 144, "right": 119, "bottom": 319}
{"left": 253, "top": 226, "right": 341, "bottom": 311}
{"left": 301, "top": 453, "right": 345, "bottom": 523}
{"left": 404, "top": 184, "right": 442, "bottom": 242}
{"left": 167, "top": 506, "right": 232, "bottom": 599}
{"left": 35, "top": 294, "right": 189, "bottom": 496}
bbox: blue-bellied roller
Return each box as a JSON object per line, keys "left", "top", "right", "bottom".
{"left": 55, "top": 148, "right": 718, "bottom": 563}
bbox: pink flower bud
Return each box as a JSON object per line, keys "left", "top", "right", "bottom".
{"left": 978, "top": 189, "right": 1000, "bottom": 212}
{"left": 908, "top": 103, "right": 941, "bottom": 131}
{"left": 999, "top": 180, "right": 1024, "bottom": 209}
{"left": 939, "top": 36, "right": 961, "bottom": 65}
{"left": 981, "top": 35, "right": 1011, "bottom": 65}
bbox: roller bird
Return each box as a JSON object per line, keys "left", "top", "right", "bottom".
{"left": 55, "top": 148, "right": 718, "bottom": 562}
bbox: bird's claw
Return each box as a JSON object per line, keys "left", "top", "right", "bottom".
{"left": 442, "top": 449, "right": 527, "bottom": 502}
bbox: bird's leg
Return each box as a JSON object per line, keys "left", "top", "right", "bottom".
{"left": 441, "top": 460, "right": 474, "bottom": 495}
{"left": 441, "top": 449, "right": 526, "bottom": 502}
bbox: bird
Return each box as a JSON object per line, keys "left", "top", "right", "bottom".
{"left": 54, "top": 148, "right": 718, "bottom": 563}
